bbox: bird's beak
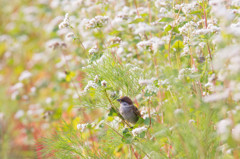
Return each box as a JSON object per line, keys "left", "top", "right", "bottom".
{"left": 117, "top": 99, "right": 121, "bottom": 102}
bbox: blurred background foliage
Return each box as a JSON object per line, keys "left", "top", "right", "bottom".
{"left": 1, "top": 0, "right": 240, "bottom": 158}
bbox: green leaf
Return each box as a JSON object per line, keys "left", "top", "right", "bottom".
{"left": 133, "top": 118, "right": 144, "bottom": 128}
{"left": 144, "top": 117, "right": 154, "bottom": 125}
{"left": 53, "top": 108, "right": 62, "bottom": 120}
{"left": 106, "top": 116, "right": 114, "bottom": 122}
{"left": 121, "top": 134, "right": 132, "bottom": 144}
{"left": 108, "top": 107, "right": 118, "bottom": 117}
{"left": 130, "top": 18, "right": 145, "bottom": 24}
{"left": 65, "top": 71, "right": 76, "bottom": 82}
{"left": 172, "top": 40, "right": 184, "bottom": 50}
{"left": 154, "top": 80, "right": 159, "bottom": 87}
{"left": 138, "top": 131, "right": 146, "bottom": 138}
{"left": 144, "top": 90, "right": 156, "bottom": 97}
{"left": 122, "top": 128, "right": 133, "bottom": 144}
{"left": 190, "top": 11, "right": 202, "bottom": 16}
{"left": 159, "top": 17, "right": 174, "bottom": 22}
{"left": 164, "top": 25, "right": 172, "bottom": 32}
{"left": 89, "top": 52, "right": 103, "bottom": 63}
{"left": 109, "top": 30, "right": 120, "bottom": 35}
{"left": 108, "top": 43, "right": 120, "bottom": 48}
{"left": 173, "top": 26, "right": 180, "bottom": 33}
{"left": 140, "top": 13, "right": 149, "bottom": 17}
{"left": 123, "top": 128, "right": 130, "bottom": 134}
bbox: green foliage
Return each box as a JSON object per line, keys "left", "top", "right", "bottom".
{"left": 41, "top": 122, "right": 91, "bottom": 159}
{"left": 1, "top": 0, "right": 240, "bottom": 158}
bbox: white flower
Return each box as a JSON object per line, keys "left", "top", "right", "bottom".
{"left": 88, "top": 46, "right": 98, "bottom": 55}
{"left": 85, "top": 16, "right": 109, "bottom": 29}
{"left": 57, "top": 72, "right": 66, "bottom": 80}
{"left": 174, "top": 109, "right": 184, "bottom": 116}
{"left": 180, "top": 45, "right": 189, "bottom": 57}
{"left": 11, "top": 91, "right": 19, "bottom": 100}
{"left": 94, "top": 75, "right": 99, "bottom": 82}
{"left": 145, "top": 85, "right": 159, "bottom": 94}
{"left": 217, "top": 144, "right": 229, "bottom": 153}
{"left": 137, "top": 40, "right": 152, "bottom": 50}
{"left": 205, "top": 82, "right": 214, "bottom": 91}
{"left": 226, "top": 149, "right": 233, "bottom": 154}
{"left": 193, "top": 28, "right": 211, "bottom": 35}
{"left": 180, "top": 2, "right": 199, "bottom": 14}
{"left": 0, "top": 113, "right": 4, "bottom": 121}
{"left": 235, "top": 106, "right": 240, "bottom": 111}
{"left": 178, "top": 67, "right": 195, "bottom": 79}
{"left": 101, "top": 80, "right": 107, "bottom": 87}
{"left": 189, "top": 119, "right": 196, "bottom": 124}
{"left": 210, "top": 0, "right": 234, "bottom": 20}
{"left": 108, "top": 37, "right": 122, "bottom": 45}
{"left": 59, "top": 13, "right": 70, "bottom": 29}
{"left": 109, "top": 118, "right": 121, "bottom": 129}
{"left": 179, "top": 21, "right": 197, "bottom": 34}
{"left": 217, "top": 119, "right": 232, "bottom": 140}
{"left": 155, "top": 0, "right": 167, "bottom": 8}
{"left": 132, "top": 126, "right": 147, "bottom": 136}
{"left": 232, "top": 124, "right": 240, "bottom": 142}
{"left": 77, "top": 123, "right": 88, "bottom": 132}
{"left": 134, "top": 22, "right": 154, "bottom": 34}
{"left": 27, "top": 108, "right": 44, "bottom": 116}
{"left": 41, "top": 123, "right": 50, "bottom": 130}
{"left": 46, "top": 38, "right": 67, "bottom": 49}
{"left": 178, "top": 69, "right": 185, "bottom": 79}
{"left": 46, "top": 97, "right": 53, "bottom": 104}
{"left": 203, "top": 89, "right": 230, "bottom": 103}
{"left": 30, "top": 87, "right": 36, "bottom": 93}
{"left": 137, "top": 37, "right": 164, "bottom": 52}
{"left": 199, "top": 42, "right": 205, "bottom": 48}
{"left": 214, "top": 45, "right": 240, "bottom": 71}
{"left": 94, "top": 54, "right": 107, "bottom": 64}
{"left": 11, "top": 82, "right": 23, "bottom": 91}
{"left": 227, "top": 23, "right": 240, "bottom": 36}
{"left": 231, "top": 0, "right": 240, "bottom": 7}
{"left": 65, "top": 32, "right": 74, "bottom": 41}
{"left": 14, "top": 110, "right": 24, "bottom": 119}
{"left": 140, "top": 107, "right": 156, "bottom": 119}
{"left": 84, "top": 80, "right": 98, "bottom": 92}
{"left": 138, "top": 78, "right": 157, "bottom": 85}
{"left": 19, "top": 71, "right": 32, "bottom": 81}
{"left": 159, "top": 7, "right": 167, "bottom": 13}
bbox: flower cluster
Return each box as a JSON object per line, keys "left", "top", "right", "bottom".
{"left": 59, "top": 13, "right": 70, "bottom": 29}
{"left": 85, "top": 16, "right": 109, "bottom": 29}
{"left": 3, "top": 0, "right": 240, "bottom": 158}
{"left": 132, "top": 126, "right": 147, "bottom": 136}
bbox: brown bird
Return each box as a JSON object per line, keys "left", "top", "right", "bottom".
{"left": 117, "top": 96, "right": 141, "bottom": 124}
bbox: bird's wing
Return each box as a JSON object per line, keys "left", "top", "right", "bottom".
{"left": 133, "top": 105, "right": 142, "bottom": 117}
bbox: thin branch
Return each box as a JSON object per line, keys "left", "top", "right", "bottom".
{"left": 147, "top": 99, "right": 152, "bottom": 127}
{"left": 201, "top": 0, "right": 214, "bottom": 71}
{"left": 167, "top": 6, "right": 182, "bottom": 65}
{"left": 62, "top": 51, "right": 82, "bottom": 102}
{"left": 145, "top": 98, "right": 152, "bottom": 137}
{"left": 202, "top": 0, "right": 208, "bottom": 29}
{"left": 105, "top": 123, "right": 124, "bottom": 138}
{"left": 133, "top": 0, "right": 140, "bottom": 16}
{"left": 130, "top": 145, "right": 140, "bottom": 159}
{"left": 104, "top": 90, "right": 132, "bottom": 128}
{"left": 105, "top": 124, "right": 151, "bottom": 159}
{"left": 132, "top": 143, "right": 151, "bottom": 159}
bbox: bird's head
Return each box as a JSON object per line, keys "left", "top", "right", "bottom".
{"left": 117, "top": 96, "right": 133, "bottom": 106}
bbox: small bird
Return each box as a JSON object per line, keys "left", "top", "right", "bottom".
{"left": 117, "top": 96, "right": 141, "bottom": 124}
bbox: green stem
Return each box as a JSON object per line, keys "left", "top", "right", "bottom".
{"left": 104, "top": 90, "right": 132, "bottom": 128}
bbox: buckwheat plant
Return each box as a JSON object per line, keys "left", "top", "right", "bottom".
{"left": 1, "top": 0, "right": 240, "bottom": 158}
